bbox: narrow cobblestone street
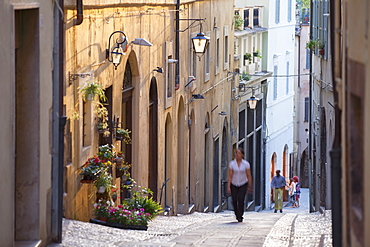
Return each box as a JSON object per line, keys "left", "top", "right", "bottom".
{"left": 48, "top": 189, "right": 332, "bottom": 246}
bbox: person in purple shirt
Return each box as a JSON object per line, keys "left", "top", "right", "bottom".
{"left": 271, "top": 170, "right": 286, "bottom": 213}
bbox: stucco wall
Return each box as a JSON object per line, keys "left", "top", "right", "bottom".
{"left": 0, "top": 0, "right": 54, "bottom": 245}
{"left": 64, "top": 0, "right": 234, "bottom": 219}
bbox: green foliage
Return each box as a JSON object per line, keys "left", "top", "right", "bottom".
{"left": 253, "top": 49, "right": 263, "bottom": 58}
{"left": 122, "top": 178, "right": 163, "bottom": 221}
{"left": 240, "top": 72, "right": 251, "bottom": 81}
{"left": 97, "top": 144, "right": 114, "bottom": 161}
{"left": 306, "top": 40, "right": 318, "bottom": 50}
{"left": 78, "top": 82, "right": 107, "bottom": 102}
{"left": 244, "top": 53, "right": 252, "bottom": 63}
{"left": 93, "top": 177, "right": 163, "bottom": 227}
{"left": 301, "top": 0, "right": 310, "bottom": 8}
{"left": 116, "top": 128, "right": 132, "bottom": 144}
{"left": 94, "top": 170, "right": 113, "bottom": 193}
{"left": 234, "top": 14, "right": 244, "bottom": 30}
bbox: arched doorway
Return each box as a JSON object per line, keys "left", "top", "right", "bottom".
{"left": 189, "top": 110, "right": 196, "bottom": 210}
{"left": 204, "top": 113, "right": 211, "bottom": 212}
{"left": 283, "top": 145, "right": 289, "bottom": 201}
{"left": 270, "top": 153, "right": 277, "bottom": 203}
{"left": 121, "top": 61, "right": 133, "bottom": 169}
{"left": 177, "top": 97, "right": 186, "bottom": 213}
{"left": 221, "top": 122, "right": 228, "bottom": 207}
{"left": 121, "top": 60, "right": 133, "bottom": 200}
{"left": 164, "top": 114, "right": 173, "bottom": 214}
{"left": 148, "top": 77, "right": 158, "bottom": 200}
{"left": 320, "top": 107, "right": 327, "bottom": 207}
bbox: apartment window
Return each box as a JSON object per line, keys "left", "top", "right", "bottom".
{"left": 323, "top": 0, "right": 329, "bottom": 60}
{"left": 215, "top": 30, "right": 220, "bottom": 75}
{"left": 304, "top": 97, "right": 309, "bottom": 121}
{"left": 273, "top": 65, "right": 278, "bottom": 100}
{"left": 167, "top": 55, "right": 174, "bottom": 98}
{"left": 253, "top": 9, "right": 259, "bottom": 27}
{"left": 244, "top": 9, "right": 250, "bottom": 28}
{"left": 286, "top": 61, "right": 289, "bottom": 94}
{"left": 204, "top": 31, "right": 211, "bottom": 82}
{"left": 275, "top": 0, "right": 280, "bottom": 24}
{"left": 288, "top": 0, "right": 292, "bottom": 22}
{"left": 223, "top": 26, "right": 229, "bottom": 70}
{"left": 306, "top": 49, "right": 311, "bottom": 69}
{"left": 165, "top": 41, "right": 174, "bottom": 108}
{"left": 239, "top": 109, "right": 246, "bottom": 142}
{"left": 82, "top": 100, "right": 91, "bottom": 147}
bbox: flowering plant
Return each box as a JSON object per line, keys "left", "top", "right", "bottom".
{"left": 93, "top": 178, "right": 163, "bottom": 226}
{"left": 94, "top": 202, "right": 160, "bottom": 226}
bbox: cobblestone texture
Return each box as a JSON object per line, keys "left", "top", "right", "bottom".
{"left": 48, "top": 189, "right": 332, "bottom": 247}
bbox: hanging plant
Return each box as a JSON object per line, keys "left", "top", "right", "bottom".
{"left": 78, "top": 82, "right": 107, "bottom": 102}
{"left": 115, "top": 128, "right": 132, "bottom": 144}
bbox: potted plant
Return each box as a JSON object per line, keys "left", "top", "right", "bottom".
{"left": 94, "top": 170, "right": 113, "bottom": 194}
{"left": 234, "top": 14, "right": 244, "bottom": 31}
{"left": 244, "top": 53, "right": 252, "bottom": 64}
{"left": 253, "top": 49, "right": 262, "bottom": 58}
{"left": 78, "top": 82, "right": 107, "bottom": 102}
{"left": 317, "top": 40, "right": 325, "bottom": 55}
{"left": 90, "top": 178, "right": 163, "bottom": 230}
{"left": 240, "top": 72, "right": 251, "bottom": 81}
{"left": 115, "top": 128, "right": 132, "bottom": 144}
{"left": 95, "top": 104, "right": 110, "bottom": 137}
{"left": 306, "top": 40, "right": 318, "bottom": 50}
{"left": 78, "top": 156, "right": 105, "bottom": 183}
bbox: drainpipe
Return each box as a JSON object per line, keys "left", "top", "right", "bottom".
{"left": 174, "top": 0, "right": 180, "bottom": 90}
{"left": 51, "top": 0, "right": 66, "bottom": 243}
{"left": 329, "top": 0, "right": 342, "bottom": 245}
{"left": 74, "top": 0, "right": 83, "bottom": 26}
{"left": 308, "top": 0, "right": 314, "bottom": 213}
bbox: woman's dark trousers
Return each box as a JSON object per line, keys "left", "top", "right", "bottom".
{"left": 230, "top": 183, "right": 248, "bottom": 221}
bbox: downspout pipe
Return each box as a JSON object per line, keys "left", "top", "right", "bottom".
{"left": 51, "top": 0, "right": 66, "bottom": 242}
{"left": 174, "top": 0, "right": 180, "bottom": 90}
{"left": 329, "top": 0, "right": 342, "bottom": 245}
{"left": 308, "top": 0, "right": 314, "bottom": 213}
{"left": 74, "top": 0, "right": 83, "bottom": 26}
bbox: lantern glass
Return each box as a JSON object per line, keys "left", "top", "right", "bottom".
{"left": 248, "top": 96, "right": 259, "bottom": 110}
{"left": 191, "top": 32, "right": 210, "bottom": 54}
{"left": 112, "top": 47, "right": 123, "bottom": 65}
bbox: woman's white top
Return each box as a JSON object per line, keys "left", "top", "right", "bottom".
{"left": 229, "top": 159, "right": 250, "bottom": 186}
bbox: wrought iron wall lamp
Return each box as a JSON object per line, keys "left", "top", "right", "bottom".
{"left": 106, "top": 31, "right": 128, "bottom": 70}
{"left": 175, "top": 18, "right": 210, "bottom": 60}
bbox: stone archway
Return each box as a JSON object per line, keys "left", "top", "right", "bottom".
{"left": 148, "top": 77, "right": 158, "bottom": 200}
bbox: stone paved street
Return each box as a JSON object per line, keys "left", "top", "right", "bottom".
{"left": 48, "top": 189, "right": 332, "bottom": 246}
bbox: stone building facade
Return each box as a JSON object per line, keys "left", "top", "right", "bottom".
{"left": 0, "top": 0, "right": 61, "bottom": 245}
{"left": 63, "top": 0, "right": 235, "bottom": 220}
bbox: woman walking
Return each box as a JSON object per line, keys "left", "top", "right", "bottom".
{"left": 227, "top": 147, "right": 253, "bottom": 222}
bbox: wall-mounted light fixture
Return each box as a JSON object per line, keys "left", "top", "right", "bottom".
{"left": 219, "top": 111, "right": 227, "bottom": 116}
{"left": 153, "top": 67, "right": 163, "bottom": 73}
{"left": 106, "top": 31, "right": 128, "bottom": 70}
{"left": 247, "top": 95, "right": 259, "bottom": 110}
{"left": 192, "top": 94, "right": 205, "bottom": 100}
{"left": 130, "top": 38, "right": 153, "bottom": 46}
{"left": 191, "top": 24, "right": 210, "bottom": 60}
{"left": 188, "top": 94, "right": 205, "bottom": 104}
